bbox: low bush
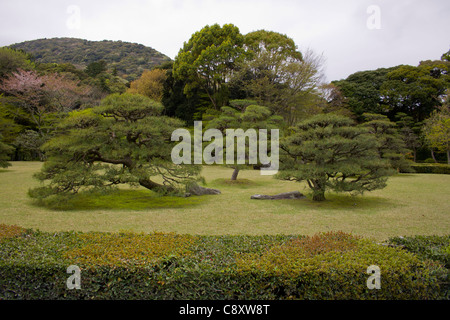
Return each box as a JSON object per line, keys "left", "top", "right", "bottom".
{"left": 0, "top": 227, "right": 447, "bottom": 300}
{"left": 0, "top": 224, "right": 27, "bottom": 240}
{"left": 63, "top": 232, "right": 196, "bottom": 268}
{"left": 388, "top": 235, "right": 450, "bottom": 299}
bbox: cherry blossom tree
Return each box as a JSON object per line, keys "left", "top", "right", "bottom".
{"left": 0, "top": 69, "right": 99, "bottom": 136}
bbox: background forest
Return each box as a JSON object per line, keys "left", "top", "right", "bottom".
{"left": 1, "top": 25, "right": 449, "bottom": 172}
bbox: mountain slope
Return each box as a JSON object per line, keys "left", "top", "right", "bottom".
{"left": 9, "top": 37, "right": 172, "bottom": 81}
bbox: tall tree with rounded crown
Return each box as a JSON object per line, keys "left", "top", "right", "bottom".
{"left": 173, "top": 23, "right": 246, "bottom": 110}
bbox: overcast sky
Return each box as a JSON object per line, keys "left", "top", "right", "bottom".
{"left": 1, "top": 0, "right": 449, "bottom": 82}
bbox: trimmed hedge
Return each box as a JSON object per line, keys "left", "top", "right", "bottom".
{"left": 0, "top": 225, "right": 448, "bottom": 300}
{"left": 388, "top": 235, "right": 450, "bottom": 299}
{"left": 409, "top": 164, "right": 450, "bottom": 174}
{"left": 388, "top": 235, "right": 450, "bottom": 268}
{"left": 235, "top": 232, "right": 446, "bottom": 299}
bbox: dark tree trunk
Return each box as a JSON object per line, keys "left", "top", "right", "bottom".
{"left": 308, "top": 179, "right": 326, "bottom": 201}
{"left": 139, "top": 178, "right": 175, "bottom": 194}
{"left": 231, "top": 167, "right": 240, "bottom": 181}
{"left": 312, "top": 190, "right": 326, "bottom": 202}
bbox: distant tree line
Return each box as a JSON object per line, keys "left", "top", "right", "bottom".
{"left": 331, "top": 52, "right": 449, "bottom": 163}
{"left": 10, "top": 37, "right": 171, "bottom": 81}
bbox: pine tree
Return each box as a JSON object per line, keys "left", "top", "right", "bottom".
{"left": 29, "top": 93, "right": 201, "bottom": 200}
{"left": 277, "top": 114, "right": 394, "bottom": 201}
{"left": 205, "top": 102, "right": 283, "bottom": 180}
{"left": 360, "top": 113, "right": 413, "bottom": 172}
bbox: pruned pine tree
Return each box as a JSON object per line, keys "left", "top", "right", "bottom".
{"left": 361, "top": 113, "right": 413, "bottom": 172}
{"left": 277, "top": 114, "right": 394, "bottom": 201}
{"left": 29, "top": 93, "right": 201, "bottom": 200}
{"left": 205, "top": 103, "right": 283, "bottom": 180}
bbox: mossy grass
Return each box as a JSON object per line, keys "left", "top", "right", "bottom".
{"left": 31, "top": 188, "right": 206, "bottom": 211}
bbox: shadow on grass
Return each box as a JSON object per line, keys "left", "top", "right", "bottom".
{"left": 276, "top": 193, "right": 398, "bottom": 212}
{"left": 209, "top": 178, "right": 261, "bottom": 189}
{"left": 393, "top": 173, "right": 419, "bottom": 178}
{"left": 30, "top": 189, "right": 208, "bottom": 211}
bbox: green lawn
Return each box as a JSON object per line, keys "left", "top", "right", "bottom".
{"left": 0, "top": 161, "right": 449, "bottom": 241}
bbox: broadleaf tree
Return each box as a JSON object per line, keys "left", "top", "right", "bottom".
{"left": 381, "top": 62, "right": 449, "bottom": 122}
{"left": 423, "top": 104, "right": 450, "bottom": 164}
{"left": 172, "top": 23, "right": 246, "bottom": 111}
{"left": 331, "top": 67, "right": 397, "bottom": 121}
{"left": 127, "top": 68, "right": 167, "bottom": 102}
{"left": 0, "top": 47, "right": 34, "bottom": 78}
{"left": 233, "top": 30, "right": 325, "bottom": 125}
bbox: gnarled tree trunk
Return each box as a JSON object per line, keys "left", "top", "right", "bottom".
{"left": 139, "top": 178, "right": 175, "bottom": 194}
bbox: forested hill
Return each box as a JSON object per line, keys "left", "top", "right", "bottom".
{"left": 9, "top": 37, "right": 172, "bottom": 81}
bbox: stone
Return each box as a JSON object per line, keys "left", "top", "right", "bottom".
{"left": 186, "top": 183, "right": 221, "bottom": 196}
{"left": 250, "top": 191, "right": 305, "bottom": 200}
